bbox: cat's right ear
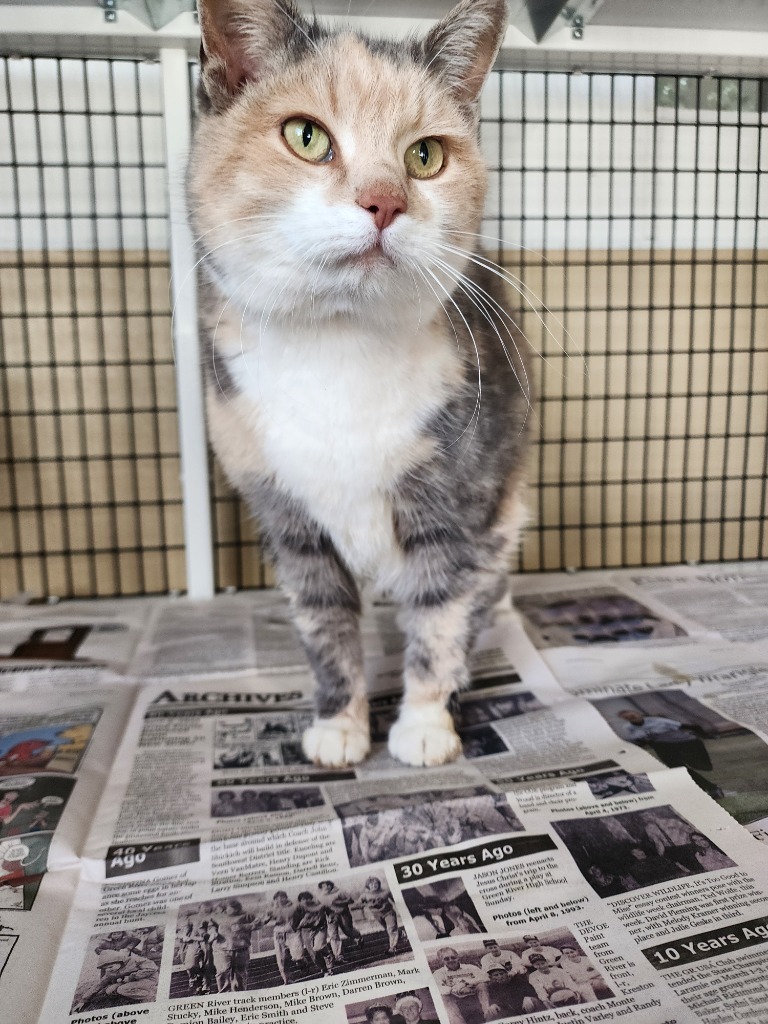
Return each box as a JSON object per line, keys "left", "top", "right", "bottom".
{"left": 422, "top": 0, "right": 507, "bottom": 110}
{"left": 197, "top": 0, "right": 310, "bottom": 112}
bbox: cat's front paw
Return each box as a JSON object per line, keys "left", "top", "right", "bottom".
{"left": 302, "top": 714, "right": 371, "bottom": 768}
{"left": 388, "top": 704, "right": 462, "bottom": 767}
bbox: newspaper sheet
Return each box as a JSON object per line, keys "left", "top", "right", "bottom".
{"left": 2, "top": 564, "right": 768, "bottom": 1024}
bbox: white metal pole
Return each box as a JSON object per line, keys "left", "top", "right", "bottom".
{"left": 160, "top": 45, "right": 215, "bottom": 599}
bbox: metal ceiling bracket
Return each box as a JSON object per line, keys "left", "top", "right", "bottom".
{"left": 100, "top": 0, "right": 118, "bottom": 23}
{"left": 561, "top": 1, "right": 604, "bottom": 41}
{"left": 508, "top": 0, "right": 606, "bottom": 43}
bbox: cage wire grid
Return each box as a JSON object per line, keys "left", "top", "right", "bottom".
{"left": 0, "top": 56, "right": 767, "bottom": 598}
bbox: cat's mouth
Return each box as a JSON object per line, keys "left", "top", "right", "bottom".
{"left": 336, "top": 239, "right": 395, "bottom": 269}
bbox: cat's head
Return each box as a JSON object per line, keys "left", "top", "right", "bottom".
{"left": 188, "top": 0, "right": 506, "bottom": 328}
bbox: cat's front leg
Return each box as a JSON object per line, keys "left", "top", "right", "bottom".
{"left": 295, "top": 603, "right": 370, "bottom": 768}
{"left": 389, "top": 558, "right": 508, "bottom": 768}
{"left": 388, "top": 595, "right": 472, "bottom": 767}
{"left": 301, "top": 688, "right": 370, "bottom": 768}
{"left": 257, "top": 495, "right": 370, "bottom": 767}
{"left": 387, "top": 459, "right": 526, "bottom": 767}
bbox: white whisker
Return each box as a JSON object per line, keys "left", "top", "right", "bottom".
{"left": 421, "top": 264, "right": 483, "bottom": 458}
{"left": 428, "top": 252, "right": 533, "bottom": 409}
{"left": 169, "top": 227, "right": 288, "bottom": 365}
{"left": 170, "top": 211, "right": 286, "bottom": 307}
{"left": 439, "top": 241, "right": 587, "bottom": 379}
{"left": 426, "top": 254, "right": 537, "bottom": 439}
{"left": 208, "top": 242, "right": 303, "bottom": 397}
{"left": 309, "top": 253, "right": 330, "bottom": 325}
{"left": 274, "top": 1, "right": 323, "bottom": 54}
{"left": 428, "top": 250, "right": 532, "bottom": 382}
{"left": 449, "top": 229, "right": 557, "bottom": 264}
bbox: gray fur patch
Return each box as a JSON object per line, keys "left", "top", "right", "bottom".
{"left": 300, "top": 608, "right": 363, "bottom": 718}
{"left": 241, "top": 476, "right": 363, "bottom": 718}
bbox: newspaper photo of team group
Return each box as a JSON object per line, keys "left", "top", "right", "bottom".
{"left": 334, "top": 786, "right": 523, "bottom": 867}
{"left": 425, "top": 930, "right": 615, "bottom": 1021}
{"left": 211, "top": 784, "right": 325, "bottom": 818}
{"left": 170, "top": 870, "right": 412, "bottom": 997}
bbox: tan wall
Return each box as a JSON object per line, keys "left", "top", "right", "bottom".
{"left": 511, "top": 248, "right": 768, "bottom": 570}
{"left": 1, "top": 248, "right": 766, "bottom": 597}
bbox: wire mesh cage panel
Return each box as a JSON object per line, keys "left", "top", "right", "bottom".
{"left": 0, "top": 55, "right": 184, "bottom": 597}
{"left": 481, "top": 70, "right": 768, "bottom": 572}
{"left": 0, "top": 56, "right": 767, "bottom": 598}
{"left": 0, "top": 55, "right": 267, "bottom": 597}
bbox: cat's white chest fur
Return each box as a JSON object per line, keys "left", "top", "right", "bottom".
{"left": 228, "top": 321, "right": 460, "bottom": 584}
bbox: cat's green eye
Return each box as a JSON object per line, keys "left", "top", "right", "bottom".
{"left": 404, "top": 138, "right": 444, "bottom": 179}
{"left": 282, "top": 118, "right": 332, "bottom": 163}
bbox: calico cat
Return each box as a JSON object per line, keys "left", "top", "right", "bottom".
{"left": 188, "top": 0, "right": 533, "bottom": 768}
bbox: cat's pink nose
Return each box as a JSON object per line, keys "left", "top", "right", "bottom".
{"left": 357, "top": 192, "right": 407, "bottom": 231}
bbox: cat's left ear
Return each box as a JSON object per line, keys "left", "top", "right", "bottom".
{"left": 421, "top": 0, "right": 507, "bottom": 108}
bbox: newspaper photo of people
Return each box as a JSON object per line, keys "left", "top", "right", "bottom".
{"left": 516, "top": 588, "right": 687, "bottom": 647}
{"left": 334, "top": 787, "right": 523, "bottom": 867}
{"left": 459, "top": 692, "right": 543, "bottom": 726}
{"left": 0, "top": 775, "right": 73, "bottom": 837}
{"left": 213, "top": 713, "right": 314, "bottom": 769}
{"left": 345, "top": 986, "right": 440, "bottom": 1024}
{"left": 426, "top": 929, "right": 615, "bottom": 1021}
{"left": 553, "top": 804, "right": 736, "bottom": 897}
{"left": 581, "top": 770, "right": 654, "bottom": 800}
{"left": 592, "top": 688, "right": 768, "bottom": 822}
{"left": 211, "top": 785, "right": 325, "bottom": 818}
{"left": 401, "top": 878, "right": 485, "bottom": 941}
{"left": 170, "top": 870, "right": 411, "bottom": 997}
{"left": 70, "top": 927, "right": 163, "bottom": 1013}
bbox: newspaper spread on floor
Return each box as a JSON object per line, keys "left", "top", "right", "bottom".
{"left": 2, "top": 563, "right": 768, "bottom": 1023}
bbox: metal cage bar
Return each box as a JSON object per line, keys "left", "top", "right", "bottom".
{"left": 160, "top": 46, "right": 213, "bottom": 598}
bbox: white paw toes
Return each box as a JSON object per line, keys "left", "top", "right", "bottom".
{"left": 302, "top": 716, "right": 370, "bottom": 768}
{"left": 388, "top": 705, "right": 463, "bottom": 767}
